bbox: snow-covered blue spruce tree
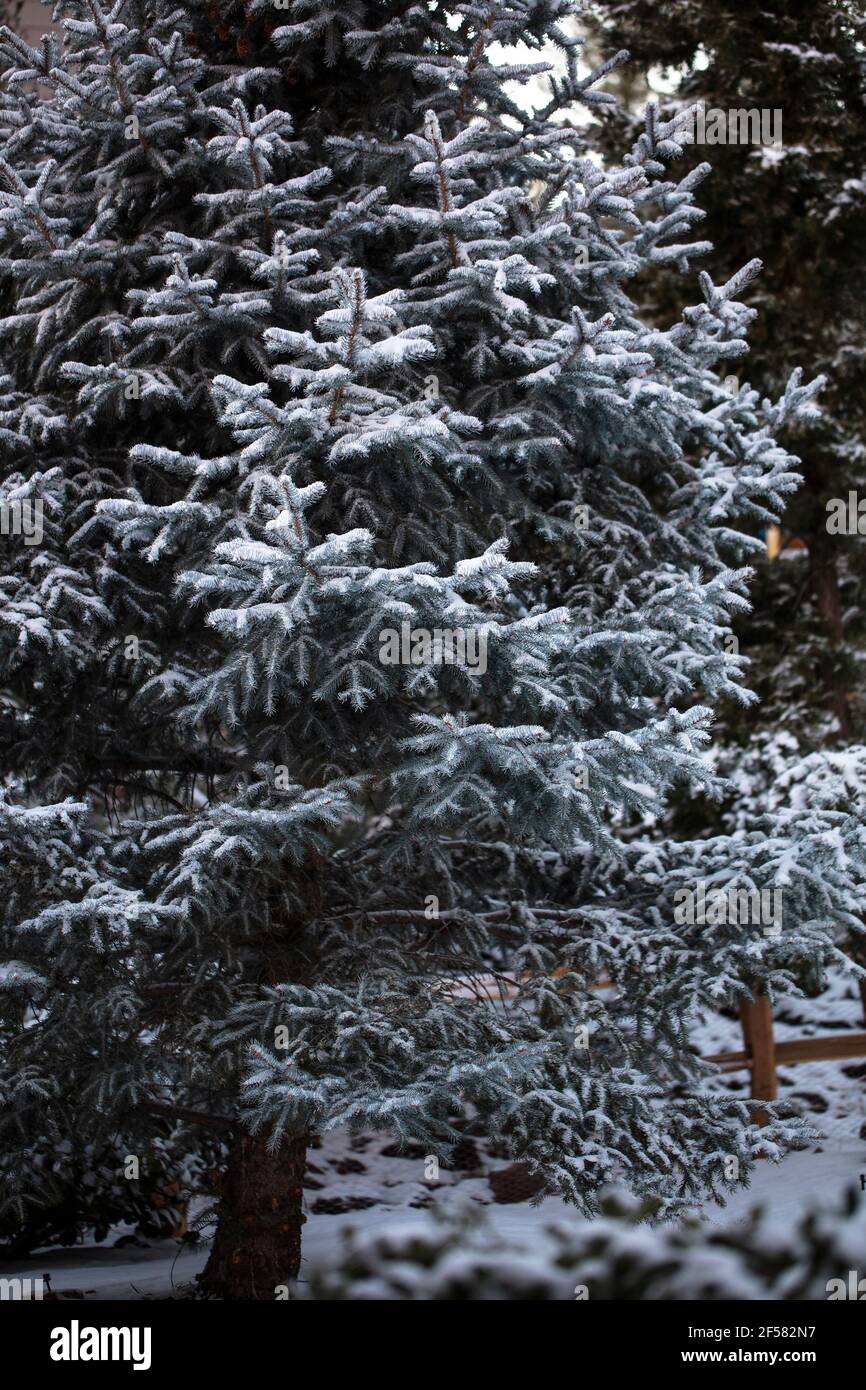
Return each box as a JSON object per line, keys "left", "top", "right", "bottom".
{"left": 1, "top": 0, "right": 862, "bottom": 1297}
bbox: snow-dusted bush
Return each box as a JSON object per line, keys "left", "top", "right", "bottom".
{"left": 303, "top": 1188, "right": 866, "bottom": 1301}
{"left": 0, "top": 1132, "right": 196, "bottom": 1255}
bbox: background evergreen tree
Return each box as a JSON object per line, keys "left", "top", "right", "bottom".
{"left": 1, "top": 0, "right": 864, "bottom": 1297}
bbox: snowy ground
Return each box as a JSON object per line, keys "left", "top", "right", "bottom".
{"left": 4, "top": 972, "right": 865, "bottom": 1300}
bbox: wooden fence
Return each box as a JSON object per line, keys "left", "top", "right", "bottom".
{"left": 455, "top": 974, "right": 866, "bottom": 1127}
{"left": 704, "top": 993, "right": 866, "bottom": 1126}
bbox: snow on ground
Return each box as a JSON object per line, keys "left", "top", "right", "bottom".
{"left": 4, "top": 972, "right": 864, "bottom": 1299}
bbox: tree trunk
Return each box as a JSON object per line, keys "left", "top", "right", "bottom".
{"left": 199, "top": 1129, "right": 307, "bottom": 1300}
{"left": 201, "top": 858, "right": 322, "bottom": 1299}
{"left": 808, "top": 534, "right": 852, "bottom": 738}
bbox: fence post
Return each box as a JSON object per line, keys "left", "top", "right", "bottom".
{"left": 739, "top": 992, "right": 776, "bottom": 1127}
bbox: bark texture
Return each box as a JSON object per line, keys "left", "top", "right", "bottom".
{"left": 808, "top": 535, "right": 852, "bottom": 738}
{"left": 200, "top": 1129, "right": 307, "bottom": 1299}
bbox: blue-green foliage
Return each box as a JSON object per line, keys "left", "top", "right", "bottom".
{"left": 0, "top": 0, "right": 861, "bottom": 1247}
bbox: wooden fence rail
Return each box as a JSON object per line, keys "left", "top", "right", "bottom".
{"left": 704, "top": 994, "right": 866, "bottom": 1126}
{"left": 459, "top": 975, "right": 865, "bottom": 1129}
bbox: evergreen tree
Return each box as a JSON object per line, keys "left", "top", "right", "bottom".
{"left": 588, "top": 0, "right": 866, "bottom": 785}
{"left": 1, "top": 0, "right": 863, "bottom": 1297}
